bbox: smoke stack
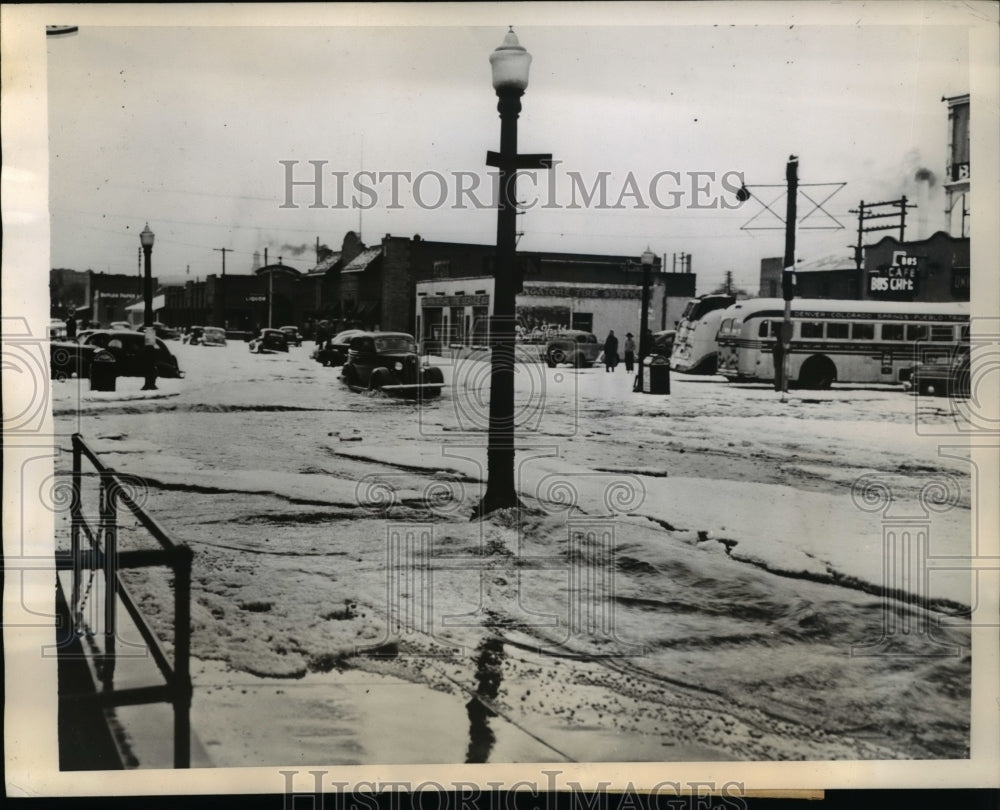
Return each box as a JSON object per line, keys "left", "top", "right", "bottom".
{"left": 913, "top": 168, "right": 936, "bottom": 240}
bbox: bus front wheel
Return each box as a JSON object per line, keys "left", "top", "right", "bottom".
{"left": 798, "top": 355, "right": 837, "bottom": 390}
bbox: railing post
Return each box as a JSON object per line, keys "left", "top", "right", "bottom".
{"left": 70, "top": 435, "right": 83, "bottom": 632}
{"left": 100, "top": 470, "right": 118, "bottom": 688}
{"left": 173, "top": 544, "right": 193, "bottom": 768}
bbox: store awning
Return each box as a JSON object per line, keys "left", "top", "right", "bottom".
{"left": 125, "top": 294, "right": 165, "bottom": 312}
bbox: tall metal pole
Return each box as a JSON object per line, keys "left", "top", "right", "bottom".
{"left": 213, "top": 247, "right": 229, "bottom": 329}
{"left": 142, "top": 241, "right": 154, "bottom": 327}
{"left": 636, "top": 253, "right": 652, "bottom": 391}
{"left": 480, "top": 86, "right": 522, "bottom": 515}
{"left": 780, "top": 155, "right": 798, "bottom": 398}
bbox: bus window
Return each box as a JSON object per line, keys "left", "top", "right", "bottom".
{"left": 800, "top": 321, "right": 824, "bottom": 339}
{"left": 758, "top": 320, "right": 770, "bottom": 338}
{"left": 930, "top": 325, "right": 953, "bottom": 342}
{"left": 851, "top": 322, "right": 874, "bottom": 340}
{"left": 881, "top": 324, "right": 904, "bottom": 341}
{"left": 961, "top": 325, "right": 970, "bottom": 341}
{"left": 826, "top": 322, "right": 849, "bottom": 339}
{"left": 907, "top": 324, "right": 929, "bottom": 341}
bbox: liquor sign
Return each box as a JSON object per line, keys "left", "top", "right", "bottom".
{"left": 869, "top": 250, "right": 919, "bottom": 298}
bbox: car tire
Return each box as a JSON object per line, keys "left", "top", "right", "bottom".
{"left": 549, "top": 348, "right": 567, "bottom": 365}
{"left": 421, "top": 366, "right": 444, "bottom": 398}
{"left": 342, "top": 364, "right": 358, "bottom": 387}
{"left": 369, "top": 367, "right": 392, "bottom": 391}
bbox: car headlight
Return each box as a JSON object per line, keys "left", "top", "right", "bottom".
{"left": 394, "top": 361, "right": 403, "bottom": 371}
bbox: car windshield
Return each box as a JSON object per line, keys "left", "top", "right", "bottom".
{"left": 203, "top": 328, "right": 224, "bottom": 338}
{"left": 375, "top": 337, "right": 416, "bottom": 353}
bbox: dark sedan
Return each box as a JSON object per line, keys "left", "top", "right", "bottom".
{"left": 341, "top": 332, "right": 444, "bottom": 397}
{"left": 80, "top": 330, "right": 184, "bottom": 378}
{"left": 249, "top": 329, "right": 289, "bottom": 354}
{"left": 544, "top": 330, "right": 601, "bottom": 368}
{"left": 312, "top": 329, "right": 366, "bottom": 367}
{"left": 904, "top": 350, "right": 971, "bottom": 397}
{"left": 50, "top": 341, "right": 107, "bottom": 381}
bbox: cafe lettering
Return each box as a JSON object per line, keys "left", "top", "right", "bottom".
{"left": 868, "top": 251, "right": 920, "bottom": 298}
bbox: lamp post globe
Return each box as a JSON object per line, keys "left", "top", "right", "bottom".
{"left": 490, "top": 27, "right": 531, "bottom": 93}
{"left": 139, "top": 223, "right": 155, "bottom": 328}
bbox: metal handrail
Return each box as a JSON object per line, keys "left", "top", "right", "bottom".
{"left": 64, "top": 433, "right": 193, "bottom": 768}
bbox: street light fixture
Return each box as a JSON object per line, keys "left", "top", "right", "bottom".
{"left": 476, "top": 28, "right": 552, "bottom": 518}
{"left": 634, "top": 246, "right": 655, "bottom": 392}
{"left": 139, "top": 223, "right": 155, "bottom": 328}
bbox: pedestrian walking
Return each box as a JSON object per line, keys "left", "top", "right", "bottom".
{"left": 623, "top": 332, "right": 636, "bottom": 372}
{"left": 603, "top": 330, "right": 619, "bottom": 372}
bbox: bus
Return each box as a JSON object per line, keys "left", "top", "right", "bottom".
{"left": 715, "top": 298, "right": 969, "bottom": 389}
{"left": 669, "top": 294, "right": 736, "bottom": 374}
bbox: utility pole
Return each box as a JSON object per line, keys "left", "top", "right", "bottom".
{"left": 778, "top": 155, "right": 798, "bottom": 399}
{"left": 848, "top": 196, "right": 917, "bottom": 298}
{"left": 213, "top": 247, "right": 230, "bottom": 329}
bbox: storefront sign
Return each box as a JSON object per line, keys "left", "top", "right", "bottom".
{"left": 521, "top": 285, "right": 641, "bottom": 299}
{"left": 420, "top": 294, "right": 489, "bottom": 308}
{"left": 869, "top": 251, "right": 920, "bottom": 298}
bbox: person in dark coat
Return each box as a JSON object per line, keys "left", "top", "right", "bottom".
{"left": 623, "top": 332, "right": 636, "bottom": 372}
{"left": 65, "top": 314, "right": 77, "bottom": 339}
{"left": 603, "top": 330, "right": 619, "bottom": 372}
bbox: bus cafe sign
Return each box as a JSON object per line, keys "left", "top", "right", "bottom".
{"left": 869, "top": 250, "right": 919, "bottom": 297}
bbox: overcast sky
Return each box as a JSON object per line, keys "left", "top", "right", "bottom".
{"left": 44, "top": 9, "right": 971, "bottom": 294}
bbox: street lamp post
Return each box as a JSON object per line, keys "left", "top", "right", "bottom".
{"left": 139, "top": 223, "right": 157, "bottom": 390}
{"left": 634, "top": 247, "right": 655, "bottom": 392}
{"left": 476, "top": 28, "right": 552, "bottom": 518}
{"left": 140, "top": 223, "right": 155, "bottom": 328}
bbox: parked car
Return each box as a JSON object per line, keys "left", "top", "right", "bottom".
{"left": 153, "top": 322, "right": 181, "bottom": 340}
{"left": 50, "top": 340, "right": 109, "bottom": 381}
{"left": 49, "top": 319, "right": 68, "bottom": 340}
{"left": 80, "top": 330, "right": 184, "bottom": 378}
{"left": 903, "top": 350, "right": 971, "bottom": 397}
{"left": 312, "top": 329, "right": 366, "bottom": 367}
{"left": 200, "top": 327, "right": 228, "bottom": 347}
{"left": 341, "top": 332, "right": 444, "bottom": 397}
{"left": 279, "top": 325, "right": 303, "bottom": 346}
{"left": 182, "top": 326, "right": 205, "bottom": 345}
{"left": 545, "top": 330, "right": 601, "bottom": 368}
{"left": 249, "top": 329, "right": 289, "bottom": 354}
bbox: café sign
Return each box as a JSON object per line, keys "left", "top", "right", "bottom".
{"left": 869, "top": 250, "right": 919, "bottom": 297}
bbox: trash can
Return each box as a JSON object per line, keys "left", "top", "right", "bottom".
{"left": 89, "top": 350, "right": 117, "bottom": 392}
{"left": 641, "top": 354, "right": 671, "bottom": 395}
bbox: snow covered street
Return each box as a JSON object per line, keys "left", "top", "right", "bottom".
{"left": 51, "top": 339, "right": 973, "bottom": 764}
